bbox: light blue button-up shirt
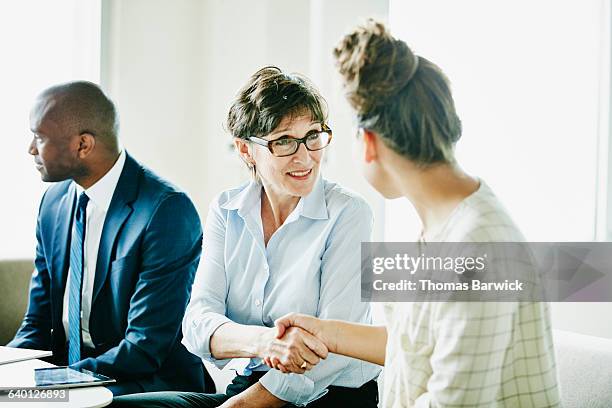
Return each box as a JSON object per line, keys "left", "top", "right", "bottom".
{"left": 182, "top": 177, "right": 380, "bottom": 406}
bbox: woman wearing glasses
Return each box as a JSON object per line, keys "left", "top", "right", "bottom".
{"left": 111, "top": 67, "right": 380, "bottom": 407}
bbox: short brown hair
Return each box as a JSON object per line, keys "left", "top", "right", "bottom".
{"left": 227, "top": 66, "right": 328, "bottom": 140}
{"left": 334, "top": 20, "right": 462, "bottom": 166}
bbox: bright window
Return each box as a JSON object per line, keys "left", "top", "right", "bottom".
{"left": 386, "top": 0, "right": 605, "bottom": 242}
{"left": 387, "top": 0, "right": 612, "bottom": 339}
{"left": 0, "top": 0, "right": 101, "bottom": 259}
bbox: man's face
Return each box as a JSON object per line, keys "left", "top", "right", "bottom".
{"left": 28, "top": 96, "right": 81, "bottom": 182}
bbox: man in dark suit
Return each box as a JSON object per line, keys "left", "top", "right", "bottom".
{"left": 8, "top": 81, "right": 213, "bottom": 396}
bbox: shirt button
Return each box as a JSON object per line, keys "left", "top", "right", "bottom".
{"left": 255, "top": 299, "right": 262, "bottom": 307}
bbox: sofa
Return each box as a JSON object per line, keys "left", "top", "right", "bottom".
{"left": 0, "top": 259, "right": 34, "bottom": 345}
{"left": 554, "top": 329, "right": 612, "bottom": 407}
{"left": 2, "top": 259, "right": 611, "bottom": 407}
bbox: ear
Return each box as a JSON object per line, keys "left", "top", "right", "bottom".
{"left": 234, "top": 138, "right": 255, "bottom": 166}
{"left": 77, "top": 133, "right": 96, "bottom": 159}
{"left": 362, "top": 129, "right": 379, "bottom": 163}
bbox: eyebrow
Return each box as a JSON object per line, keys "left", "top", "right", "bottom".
{"left": 270, "top": 121, "right": 321, "bottom": 136}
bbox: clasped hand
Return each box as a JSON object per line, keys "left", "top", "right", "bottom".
{"left": 261, "top": 313, "right": 330, "bottom": 374}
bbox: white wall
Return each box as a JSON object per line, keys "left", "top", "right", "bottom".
{"left": 388, "top": 0, "right": 612, "bottom": 339}
{"left": 0, "top": 0, "right": 101, "bottom": 260}
{"left": 100, "top": 1, "right": 612, "bottom": 340}
{"left": 101, "top": 0, "right": 208, "bottom": 206}
{"left": 101, "top": 0, "right": 388, "bottom": 239}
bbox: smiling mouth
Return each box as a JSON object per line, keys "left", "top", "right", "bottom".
{"left": 287, "top": 169, "right": 312, "bottom": 179}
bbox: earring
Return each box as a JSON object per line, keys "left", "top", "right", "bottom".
{"left": 248, "top": 162, "right": 256, "bottom": 179}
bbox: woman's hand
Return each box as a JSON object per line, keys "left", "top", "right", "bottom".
{"left": 274, "top": 313, "right": 333, "bottom": 346}
{"left": 274, "top": 313, "right": 388, "bottom": 366}
{"left": 257, "top": 325, "right": 328, "bottom": 374}
{"left": 262, "top": 313, "right": 336, "bottom": 373}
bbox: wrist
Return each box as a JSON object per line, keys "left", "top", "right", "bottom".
{"left": 319, "top": 318, "right": 338, "bottom": 353}
{"left": 252, "top": 326, "right": 274, "bottom": 358}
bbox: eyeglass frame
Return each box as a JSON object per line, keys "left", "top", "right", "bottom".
{"left": 248, "top": 123, "right": 333, "bottom": 157}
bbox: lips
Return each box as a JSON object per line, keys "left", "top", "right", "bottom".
{"left": 287, "top": 169, "right": 312, "bottom": 180}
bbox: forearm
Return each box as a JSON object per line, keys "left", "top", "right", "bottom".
{"left": 7, "top": 328, "right": 47, "bottom": 350}
{"left": 222, "top": 382, "right": 285, "bottom": 408}
{"left": 73, "top": 335, "right": 167, "bottom": 379}
{"left": 210, "top": 322, "right": 270, "bottom": 359}
{"left": 322, "top": 320, "right": 387, "bottom": 365}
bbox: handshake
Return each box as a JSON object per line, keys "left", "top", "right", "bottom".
{"left": 258, "top": 313, "right": 334, "bottom": 375}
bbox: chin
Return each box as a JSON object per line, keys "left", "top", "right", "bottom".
{"left": 40, "top": 172, "right": 69, "bottom": 183}
{"left": 285, "top": 171, "right": 318, "bottom": 196}
{"left": 39, "top": 171, "right": 51, "bottom": 182}
{"left": 380, "top": 190, "right": 402, "bottom": 199}
{"left": 288, "top": 182, "right": 315, "bottom": 197}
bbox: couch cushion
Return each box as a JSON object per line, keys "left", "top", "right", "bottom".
{"left": 554, "top": 329, "right": 612, "bottom": 408}
{"left": 0, "top": 260, "right": 34, "bottom": 345}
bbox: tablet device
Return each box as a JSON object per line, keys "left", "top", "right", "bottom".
{"left": 34, "top": 366, "right": 115, "bottom": 389}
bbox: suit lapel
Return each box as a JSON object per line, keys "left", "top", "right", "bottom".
{"left": 51, "top": 184, "right": 75, "bottom": 293}
{"left": 51, "top": 183, "right": 76, "bottom": 325}
{"left": 92, "top": 154, "right": 140, "bottom": 304}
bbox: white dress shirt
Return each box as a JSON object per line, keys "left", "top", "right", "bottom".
{"left": 62, "top": 150, "right": 126, "bottom": 348}
{"left": 182, "top": 177, "right": 381, "bottom": 406}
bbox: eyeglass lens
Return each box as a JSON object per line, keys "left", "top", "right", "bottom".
{"left": 270, "top": 132, "right": 330, "bottom": 156}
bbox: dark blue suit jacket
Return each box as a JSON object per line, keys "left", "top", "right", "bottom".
{"left": 10, "top": 153, "right": 210, "bottom": 394}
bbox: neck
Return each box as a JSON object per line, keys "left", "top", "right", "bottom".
{"left": 74, "top": 150, "right": 121, "bottom": 190}
{"left": 390, "top": 159, "right": 479, "bottom": 236}
{"left": 260, "top": 182, "right": 300, "bottom": 229}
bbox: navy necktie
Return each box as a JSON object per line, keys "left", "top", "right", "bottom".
{"left": 68, "top": 192, "right": 89, "bottom": 365}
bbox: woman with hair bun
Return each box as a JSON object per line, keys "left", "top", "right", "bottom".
{"left": 274, "top": 20, "right": 561, "bottom": 407}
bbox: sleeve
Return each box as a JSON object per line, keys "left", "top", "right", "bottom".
{"left": 259, "top": 197, "right": 377, "bottom": 406}
{"left": 412, "top": 301, "right": 517, "bottom": 407}
{"left": 181, "top": 198, "right": 233, "bottom": 368}
{"left": 8, "top": 192, "right": 52, "bottom": 350}
{"left": 73, "top": 192, "right": 203, "bottom": 379}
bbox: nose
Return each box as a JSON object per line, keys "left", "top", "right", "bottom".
{"left": 292, "top": 142, "right": 310, "bottom": 163}
{"left": 28, "top": 138, "right": 38, "bottom": 156}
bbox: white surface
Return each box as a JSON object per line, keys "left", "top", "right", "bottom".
{"left": 551, "top": 302, "right": 612, "bottom": 339}
{"left": 554, "top": 329, "right": 612, "bottom": 407}
{"left": 0, "top": 359, "right": 112, "bottom": 408}
{"left": 0, "top": 347, "right": 51, "bottom": 366}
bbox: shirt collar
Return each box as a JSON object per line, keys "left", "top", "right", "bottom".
{"left": 75, "top": 150, "right": 127, "bottom": 213}
{"left": 220, "top": 180, "right": 261, "bottom": 213}
{"left": 220, "top": 176, "right": 328, "bottom": 221}
{"left": 299, "top": 176, "right": 328, "bottom": 220}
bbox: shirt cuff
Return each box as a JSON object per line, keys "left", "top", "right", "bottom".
{"left": 259, "top": 369, "right": 326, "bottom": 406}
{"left": 182, "top": 312, "right": 231, "bottom": 364}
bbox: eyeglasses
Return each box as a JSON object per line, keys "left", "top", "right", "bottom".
{"left": 249, "top": 124, "right": 333, "bottom": 157}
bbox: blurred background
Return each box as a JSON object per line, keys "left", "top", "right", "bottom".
{"left": 1, "top": 0, "right": 610, "bottom": 339}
